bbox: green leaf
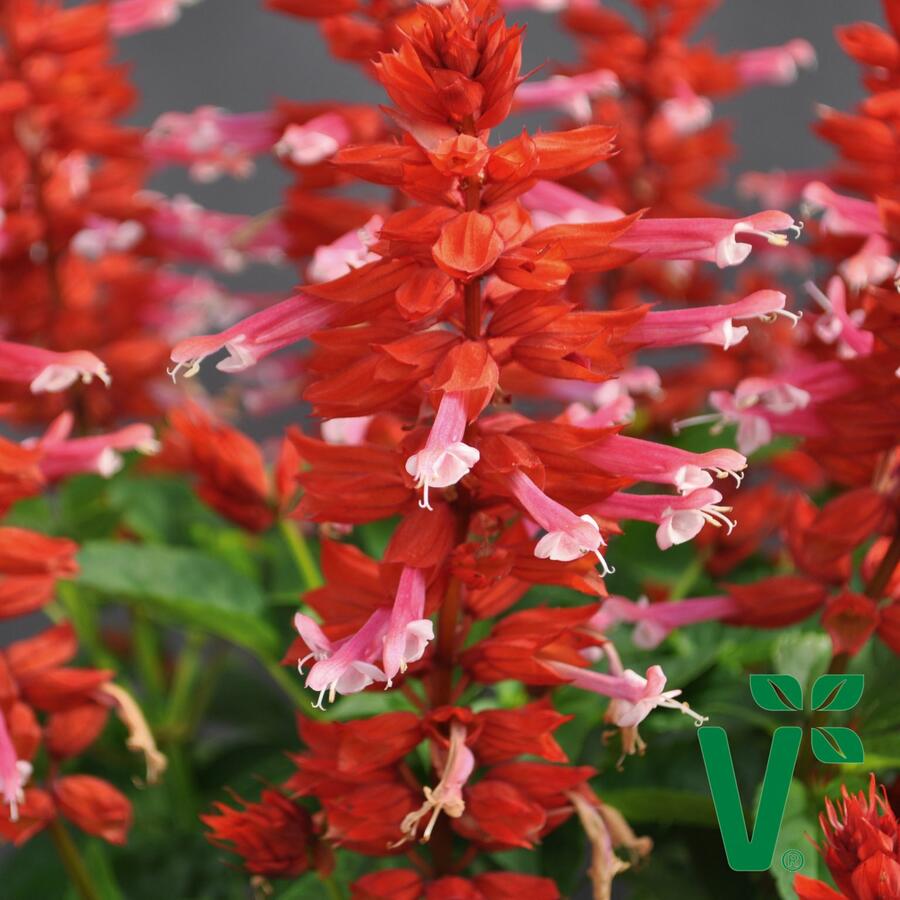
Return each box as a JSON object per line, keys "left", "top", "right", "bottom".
{"left": 106, "top": 475, "right": 223, "bottom": 544}
{"left": 811, "top": 727, "right": 865, "bottom": 765}
{"left": 749, "top": 674, "right": 803, "bottom": 712}
{"left": 76, "top": 541, "right": 278, "bottom": 656}
{"left": 773, "top": 632, "right": 831, "bottom": 699}
{"left": 811, "top": 674, "right": 864, "bottom": 713}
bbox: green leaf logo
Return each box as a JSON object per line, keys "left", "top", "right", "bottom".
{"left": 749, "top": 674, "right": 803, "bottom": 712}
{"left": 811, "top": 726, "right": 865, "bottom": 764}
{"left": 810, "top": 674, "right": 864, "bottom": 713}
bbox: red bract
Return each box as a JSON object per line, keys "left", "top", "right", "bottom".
{"left": 796, "top": 776, "right": 900, "bottom": 900}
{"left": 202, "top": 789, "right": 332, "bottom": 878}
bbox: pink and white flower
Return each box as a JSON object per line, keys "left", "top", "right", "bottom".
{"left": 839, "top": 235, "right": 895, "bottom": 291}
{"left": 168, "top": 292, "right": 335, "bottom": 378}
{"left": 522, "top": 180, "right": 626, "bottom": 232}
{"left": 0, "top": 342, "right": 110, "bottom": 394}
{"left": 293, "top": 609, "right": 389, "bottom": 709}
{"left": 0, "top": 707, "right": 31, "bottom": 823}
{"left": 590, "top": 595, "right": 739, "bottom": 649}
{"left": 624, "top": 290, "right": 798, "bottom": 351}
{"left": 803, "top": 181, "right": 884, "bottom": 237}
{"left": 275, "top": 113, "right": 352, "bottom": 166}
{"left": 405, "top": 392, "right": 480, "bottom": 511}
{"left": 110, "top": 0, "right": 201, "bottom": 36}
{"left": 734, "top": 39, "right": 816, "bottom": 87}
{"left": 306, "top": 216, "right": 383, "bottom": 283}
{"left": 589, "top": 488, "right": 736, "bottom": 551}
{"left": 612, "top": 211, "right": 800, "bottom": 268}
{"left": 507, "top": 470, "right": 613, "bottom": 574}
{"left": 579, "top": 434, "right": 746, "bottom": 493}
{"left": 674, "top": 364, "right": 856, "bottom": 454}
{"left": 146, "top": 107, "right": 276, "bottom": 181}
{"left": 515, "top": 70, "right": 619, "bottom": 123}
{"left": 397, "top": 721, "right": 474, "bottom": 845}
{"left": 71, "top": 216, "right": 144, "bottom": 260}
{"left": 658, "top": 82, "right": 712, "bottom": 136}
{"left": 148, "top": 195, "right": 287, "bottom": 271}
{"left": 550, "top": 662, "right": 707, "bottom": 728}
{"left": 24, "top": 413, "right": 159, "bottom": 482}
{"left": 806, "top": 277, "right": 875, "bottom": 358}
{"left": 383, "top": 567, "right": 433, "bottom": 686}
{"left": 321, "top": 416, "right": 374, "bottom": 446}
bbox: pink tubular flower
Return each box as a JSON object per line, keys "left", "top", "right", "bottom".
{"left": 590, "top": 595, "right": 739, "bottom": 649}
{"left": 306, "top": 216, "right": 383, "bottom": 283}
{"left": 839, "top": 235, "right": 895, "bottom": 291}
{"left": 611, "top": 211, "right": 800, "bottom": 268}
{"left": 737, "top": 168, "right": 829, "bottom": 209}
{"left": 145, "top": 271, "right": 258, "bottom": 342}
{"left": 146, "top": 107, "right": 276, "bottom": 181}
{"left": 294, "top": 609, "right": 389, "bottom": 710}
{"left": 657, "top": 82, "right": 712, "bottom": 136}
{"left": 588, "top": 488, "right": 735, "bottom": 551}
{"left": 0, "top": 342, "right": 110, "bottom": 394}
{"left": 405, "top": 392, "right": 480, "bottom": 511}
{"left": 0, "top": 707, "right": 31, "bottom": 823}
{"left": 514, "top": 70, "right": 619, "bottom": 122}
{"left": 507, "top": 470, "right": 613, "bottom": 574}
{"left": 320, "top": 416, "right": 374, "bottom": 446}
{"left": 624, "top": 290, "right": 798, "bottom": 351}
{"left": 579, "top": 434, "right": 746, "bottom": 493}
{"left": 549, "top": 662, "right": 707, "bottom": 728}
{"left": 734, "top": 39, "right": 816, "bottom": 87}
{"left": 168, "top": 292, "right": 335, "bottom": 378}
{"left": 71, "top": 216, "right": 144, "bottom": 260}
{"left": 25, "top": 413, "right": 160, "bottom": 481}
{"left": 803, "top": 182, "right": 884, "bottom": 237}
{"left": 806, "top": 277, "right": 875, "bottom": 358}
{"left": 522, "top": 180, "right": 625, "bottom": 231}
{"left": 109, "top": 0, "right": 200, "bottom": 35}
{"left": 383, "top": 567, "right": 433, "bottom": 686}
{"left": 274, "top": 113, "right": 352, "bottom": 166}
{"left": 675, "top": 363, "right": 857, "bottom": 454}
{"left": 397, "top": 721, "right": 474, "bottom": 845}
{"left": 148, "top": 195, "right": 287, "bottom": 271}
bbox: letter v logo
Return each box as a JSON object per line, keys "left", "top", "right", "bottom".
{"left": 698, "top": 724, "right": 802, "bottom": 871}
{"left": 700, "top": 672, "right": 864, "bottom": 871}
{"left": 699, "top": 673, "right": 806, "bottom": 871}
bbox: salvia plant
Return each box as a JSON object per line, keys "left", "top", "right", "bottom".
{"left": 0, "top": 0, "right": 898, "bottom": 898}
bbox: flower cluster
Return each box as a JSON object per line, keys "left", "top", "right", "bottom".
{"left": 0, "top": 0, "right": 168, "bottom": 857}
{"left": 172, "top": 0, "right": 834, "bottom": 893}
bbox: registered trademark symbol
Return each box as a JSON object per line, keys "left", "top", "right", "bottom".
{"left": 781, "top": 849, "right": 805, "bottom": 872}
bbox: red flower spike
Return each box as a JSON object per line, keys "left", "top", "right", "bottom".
{"left": 202, "top": 789, "right": 331, "bottom": 878}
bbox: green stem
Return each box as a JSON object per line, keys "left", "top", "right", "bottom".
{"left": 162, "top": 632, "right": 206, "bottom": 738}
{"left": 321, "top": 873, "right": 343, "bottom": 900}
{"left": 56, "top": 583, "right": 118, "bottom": 670}
{"left": 279, "top": 519, "right": 323, "bottom": 589}
{"left": 670, "top": 553, "right": 707, "bottom": 601}
{"left": 133, "top": 611, "right": 166, "bottom": 708}
{"left": 49, "top": 820, "right": 101, "bottom": 900}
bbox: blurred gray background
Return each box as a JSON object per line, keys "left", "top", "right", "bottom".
{"left": 121, "top": 0, "right": 883, "bottom": 305}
